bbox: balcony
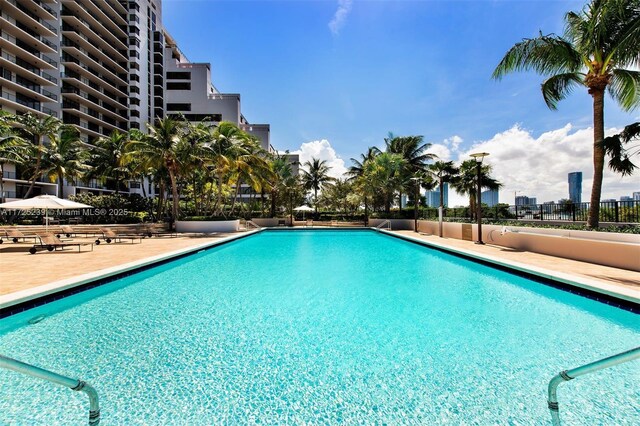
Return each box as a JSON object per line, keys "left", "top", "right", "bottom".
{"left": 61, "top": 16, "right": 127, "bottom": 62}
{"left": 0, "top": 69, "right": 58, "bottom": 102}
{"left": 61, "top": 54, "right": 128, "bottom": 97}
{"left": 61, "top": 45, "right": 127, "bottom": 86}
{"left": 0, "top": 51, "right": 57, "bottom": 88}
{"left": 0, "top": 90, "right": 58, "bottom": 118}
{"left": 61, "top": 85, "right": 127, "bottom": 121}
{"left": 3, "top": 0, "right": 58, "bottom": 37}
{"left": 0, "top": 12, "right": 57, "bottom": 54}
{"left": 60, "top": 1, "right": 127, "bottom": 50}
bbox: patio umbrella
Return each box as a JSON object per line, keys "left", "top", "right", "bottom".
{"left": 293, "top": 205, "right": 314, "bottom": 220}
{"left": 0, "top": 195, "right": 92, "bottom": 232}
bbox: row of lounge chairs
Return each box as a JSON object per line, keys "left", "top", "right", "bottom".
{"left": 0, "top": 225, "right": 177, "bottom": 254}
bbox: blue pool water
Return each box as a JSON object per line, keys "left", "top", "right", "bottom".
{"left": 0, "top": 230, "right": 638, "bottom": 425}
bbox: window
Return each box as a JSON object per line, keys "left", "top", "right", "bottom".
{"left": 166, "top": 103, "right": 191, "bottom": 112}
{"left": 166, "top": 72, "right": 191, "bottom": 80}
{"left": 168, "top": 113, "right": 222, "bottom": 122}
{"left": 130, "top": 86, "right": 140, "bottom": 94}
{"left": 129, "top": 181, "right": 141, "bottom": 189}
{"left": 166, "top": 82, "right": 191, "bottom": 90}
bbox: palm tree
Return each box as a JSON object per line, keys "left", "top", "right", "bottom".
{"left": 450, "top": 160, "right": 501, "bottom": 221}
{"left": 347, "top": 147, "right": 379, "bottom": 224}
{"left": 362, "top": 152, "right": 406, "bottom": 214}
{"left": 203, "top": 121, "right": 250, "bottom": 215}
{"left": 0, "top": 112, "right": 29, "bottom": 202}
{"left": 126, "top": 118, "right": 186, "bottom": 222}
{"left": 301, "top": 157, "right": 333, "bottom": 216}
{"left": 90, "top": 130, "right": 131, "bottom": 194}
{"left": 601, "top": 122, "right": 639, "bottom": 176}
{"left": 41, "top": 127, "right": 89, "bottom": 198}
{"left": 493, "top": 0, "right": 640, "bottom": 227}
{"left": 16, "top": 113, "right": 62, "bottom": 198}
{"left": 385, "top": 134, "right": 436, "bottom": 208}
{"left": 269, "top": 152, "right": 295, "bottom": 217}
{"left": 427, "top": 161, "right": 459, "bottom": 237}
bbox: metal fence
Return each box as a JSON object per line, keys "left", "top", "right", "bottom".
{"left": 419, "top": 200, "right": 640, "bottom": 223}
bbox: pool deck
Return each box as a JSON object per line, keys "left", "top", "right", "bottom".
{"left": 0, "top": 227, "right": 638, "bottom": 311}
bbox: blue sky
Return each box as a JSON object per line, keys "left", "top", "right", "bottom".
{"left": 163, "top": 0, "right": 638, "bottom": 205}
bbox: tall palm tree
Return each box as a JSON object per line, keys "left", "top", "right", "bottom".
{"left": 90, "top": 130, "right": 131, "bottom": 194}
{"left": 601, "top": 122, "right": 639, "bottom": 176}
{"left": 41, "top": 127, "right": 89, "bottom": 198}
{"left": 203, "top": 121, "right": 249, "bottom": 215}
{"left": 0, "top": 112, "right": 29, "bottom": 202}
{"left": 126, "top": 118, "right": 186, "bottom": 221}
{"left": 269, "top": 152, "right": 295, "bottom": 217}
{"left": 450, "top": 160, "right": 501, "bottom": 221}
{"left": 347, "top": 147, "right": 379, "bottom": 224}
{"left": 362, "top": 152, "right": 406, "bottom": 214}
{"left": 301, "top": 157, "right": 333, "bottom": 215}
{"left": 427, "top": 161, "right": 459, "bottom": 237}
{"left": 493, "top": 0, "right": 640, "bottom": 227}
{"left": 385, "top": 134, "right": 436, "bottom": 208}
{"left": 17, "top": 113, "right": 62, "bottom": 198}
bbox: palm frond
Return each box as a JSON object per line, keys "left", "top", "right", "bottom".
{"left": 608, "top": 69, "right": 640, "bottom": 111}
{"left": 541, "top": 72, "right": 585, "bottom": 109}
{"left": 493, "top": 34, "right": 582, "bottom": 80}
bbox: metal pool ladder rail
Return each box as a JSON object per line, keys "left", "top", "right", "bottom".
{"left": 375, "top": 220, "right": 391, "bottom": 230}
{"left": 547, "top": 346, "right": 640, "bottom": 425}
{"left": 0, "top": 354, "right": 100, "bottom": 425}
{"left": 246, "top": 220, "right": 260, "bottom": 229}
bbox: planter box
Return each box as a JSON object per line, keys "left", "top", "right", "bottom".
{"left": 417, "top": 220, "right": 640, "bottom": 271}
{"left": 176, "top": 220, "right": 239, "bottom": 233}
{"left": 253, "top": 218, "right": 293, "bottom": 227}
{"left": 369, "top": 218, "right": 415, "bottom": 230}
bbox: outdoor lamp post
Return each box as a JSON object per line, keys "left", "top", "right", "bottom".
{"left": 410, "top": 176, "right": 420, "bottom": 233}
{"left": 470, "top": 152, "right": 489, "bottom": 244}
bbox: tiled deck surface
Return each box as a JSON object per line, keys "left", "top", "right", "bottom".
{"left": 0, "top": 233, "right": 240, "bottom": 296}
{"left": 0, "top": 228, "right": 638, "bottom": 305}
{"left": 392, "top": 230, "right": 640, "bottom": 300}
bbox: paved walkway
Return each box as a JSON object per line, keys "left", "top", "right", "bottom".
{"left": 0, "top": 233, "right": 239, "bottom": 296}
{"left": 393, "top": 230, "right": 640, "bottom": 301}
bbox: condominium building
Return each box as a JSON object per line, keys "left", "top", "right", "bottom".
{"left": 632, "top": 192, "right": 640, "bottom": 201}
{"left": 0, "top": 0, "right": 61, "bottom": 199}
{"left": 481, "top": 189, "right": 499, "bottom": 207}
{"left": 0, "top": 0, "right": 280, "bottom": 202}
{"left": 568, "top": 171, "right": 582, "bottom": 204}
{"left": 426, "top": 183, "right": 448, "bottom": 208}
{"left": 515, "top": 195, "right": 537, "bottom": 206}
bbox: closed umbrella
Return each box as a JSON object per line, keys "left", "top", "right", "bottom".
{"left": 0, "top": 195, "right": 92, "bottom": 232}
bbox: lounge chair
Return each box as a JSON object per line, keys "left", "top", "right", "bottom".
{"left": 305, "top": 219, "right": 313, "bottom": 227}
{"left": 30, "top": 233, "right": 93, "bottom": 254}
{"left": 97, "top": 228, "right": 142, "bottom": 244}
{"left": 0, "top": 228, "right": 39, "bottom": 244}
{"left": 59, "top": 225, "right": 98, "bottom": 238}
{"left": 136, "top": 224, "right": 177, "bottom": 238}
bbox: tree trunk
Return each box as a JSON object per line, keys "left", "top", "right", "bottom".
{"left": 439, "top": 178, "right": 444, "bottom": 237}
{"left": 230, "top": 180, "right": 241, "bottom": 215}
{"left": 588, "top": 89, "right": 605, "bottom": 229}
{"left": 156, "top": 181, "right": 165, "bottom": 219}
{"left": 58, "top": 171, "right": 64, "bottom": 198}
{"left": 314, "top": 187, "right": 318, "bottom": 217}
{"left": 270, "top": 190, "right": 276, "bottom": 217}
{"left": 215, "top": 174, "right": 223, "bottom": 216}
{"left": 168, "top": 167, "right": 179, "bottom": 222}
{"left": 364, "top": 195, "right": 368, "bottom": 226}
{"left": 0, "top": 165, "right": 5, "bottom": 203}
{"left": 24, "top": 136, "right": 42, "bottom": 198}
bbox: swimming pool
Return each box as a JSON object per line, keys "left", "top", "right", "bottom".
{"left": 1, "top": 230, "right": 638, "bottom": 424}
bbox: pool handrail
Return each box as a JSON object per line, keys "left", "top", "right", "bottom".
{"left": 246, "top": 220, "right": 261, "bottom": 229}
{"left": 547, "top": 346, "right": 640, "bottom": 425}
{"left": 375, "top": 220, "right": 391, "bottom": 230}
{"left": 0, "top": 354, "right": 100, "bottom": 425}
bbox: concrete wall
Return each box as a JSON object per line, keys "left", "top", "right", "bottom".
{"left": 176, "top": 220, "right": 239, "bottom": 233}
{"left": 417, "top": 220, "right": 640, "bottom": 271}
{"left": 369, "top": 219, "right": 416, "bottom": 230}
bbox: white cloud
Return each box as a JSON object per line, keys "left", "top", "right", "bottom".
{"left": 328, "top": 0, "right": 353, "bottom": 36}
{"left": 292, "top": 139, "right": 348, "bottom": 179}
{"left": 443, "top": 135, "right": 463, "bottom": 151}
{"left": 445, "top": 124, "right": 638, "bottom": 207}
{"left": 428, "top": 144, "right": 451, "bottom": 161}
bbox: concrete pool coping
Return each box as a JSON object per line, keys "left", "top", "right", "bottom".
{"left": 0, "top": 229, "right": 263, "bottom": 312}
{"left": 1, "top": 227, "right": 637, "bottom": 316}
{"left": 379, "top": 229, "right": 639, "bottom": 307}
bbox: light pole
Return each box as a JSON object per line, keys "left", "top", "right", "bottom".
{"left": 470, "top": 152, "right": 489, "bottom": 244}
{"left": 410, "top": 176, "right": 420, "bottom": 233}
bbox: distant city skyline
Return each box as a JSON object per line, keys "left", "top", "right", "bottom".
{"left": 481, "top": 189, "right": 499, "bottom": 207}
